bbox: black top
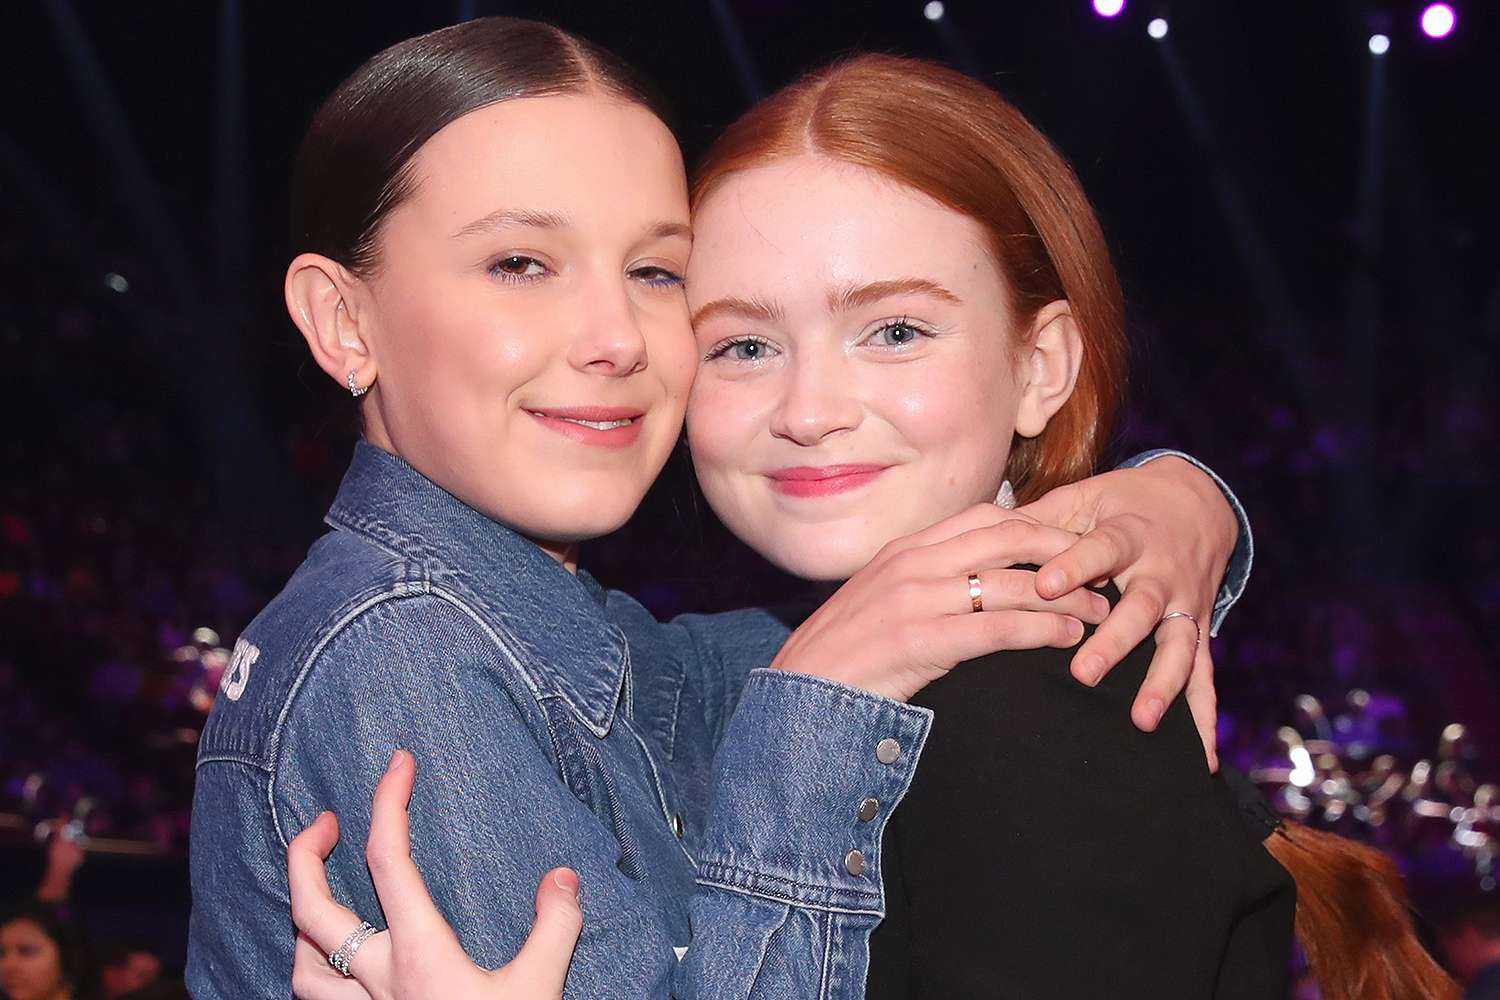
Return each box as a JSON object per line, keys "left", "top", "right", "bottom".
{"left": 866, "top": 585, "right": 1295, "bottom": 1000}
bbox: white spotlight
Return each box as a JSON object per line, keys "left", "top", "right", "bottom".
{"left": 923, "top": 1, "right": 945, "bottom": 20}
{"left": 104, "top": 272, "right": 129, "bottom": 293}
{"left": 1147, "top": 17, "right": 1168, "bottom": 39}
{"left": 1368, "top": 33, "right": 1391, "bottom": 55}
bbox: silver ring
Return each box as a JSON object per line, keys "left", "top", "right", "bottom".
{"left": 328, "top": 921, "right": 377, "bottom": 977}
{"left": 967, "top": 574, "right": 984, "bottom": 613}
{"left": 1157, "top": 610, "right": 1202, "bottom": 649}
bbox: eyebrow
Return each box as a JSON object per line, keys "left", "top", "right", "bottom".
{"left": 690, "top": 294, "right": 785, "bottom": 327}
{"left": 451, "top": 209, "right": 692, "bottom": 244}
{"left": 451, "top": 208, "right": 570, "bottom": 239}
{"left": 828, "top": 278, "right": 962, "bottom": 312}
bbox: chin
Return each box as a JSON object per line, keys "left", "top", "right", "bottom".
{"left": 759, "top": 532, "right": 882, "bottom": 583}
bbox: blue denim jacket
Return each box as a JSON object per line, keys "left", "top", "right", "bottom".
{"left": 187, "top": 444, "right": 1249, "bottom": 999}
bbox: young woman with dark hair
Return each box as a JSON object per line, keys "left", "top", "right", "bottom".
{"left": 283, "top": 45, "right": 1458, "bottom": 1000}
{"left": 0, "top": 901, "right": 103, "bottom": 1000}
{"left": 190, "top": 16, "right": 1259, "bottom": 999}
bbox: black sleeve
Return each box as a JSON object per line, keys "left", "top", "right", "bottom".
{"left": 867, "top": 585, "right": 1293, "bottom": 1000}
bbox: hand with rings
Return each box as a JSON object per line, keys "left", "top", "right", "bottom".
{"left": 769, "top": 504, "right": 1110, "bottom": 704}
{"left": 288, "top": 750, "right": 582, "bottom": 1000}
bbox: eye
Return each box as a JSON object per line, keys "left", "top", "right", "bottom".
{"left": 488, "top": 255, "right": 549, "bottom": 283}
{"left": 630, "top": 265, "right": 685, "bottom": 289}
{"left": 864, "top": 318, "right": 934, "bottom": 348}
{"left": 704, "top": 336, "right": 779, "bottom": 363}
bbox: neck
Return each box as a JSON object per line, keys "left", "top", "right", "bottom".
{"left": 534, "top": 538, "right": 581, "bottom": 575}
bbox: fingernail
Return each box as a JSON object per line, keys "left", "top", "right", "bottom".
{"left": 1067, "top": 617, "right": 1085, "bottom": 644}
{"left": 1143, "top": 698, "right": 1165, "bottom": 729}
{"left": 552, "top": 868, "right": 580, "bottom": 898}
{"left": 386, "top": 750, "right": 404, "bottom": 773}
{"left": 1078, "top": 655, "right": 1104, "bottom": 686}
{"left": 1039, "top": 570, "right": 1063, "bottom": 597}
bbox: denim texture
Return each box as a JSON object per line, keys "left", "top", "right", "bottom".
{"left": 187, "top": 443, "right": 1252, "bottom": 998}
{"left": 187, "top": 443, "right": 926, "bottom": 999}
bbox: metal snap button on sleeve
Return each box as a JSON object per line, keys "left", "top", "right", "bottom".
{"left": 844, "top": 849, "right": 867, "bottom": 876}
{"left": 876, "top": 738, "right": 902, "bottom": 764}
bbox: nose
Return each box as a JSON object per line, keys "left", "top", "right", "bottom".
{"left": 567, "top": 276, "right": 648, "bottom": 378}
{"left": 768, "top": 350, "right": 862, "bottom": 446}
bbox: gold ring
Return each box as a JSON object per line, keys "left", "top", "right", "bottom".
{"left": 967, "top": 573, "right": 984, "bottom": 613}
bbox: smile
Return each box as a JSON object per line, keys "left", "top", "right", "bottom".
{"left": 766, "top": 464, "right": 890, "bottom": 498}
{"left": 526, "top": 406, "right": 645, "bottom": 448}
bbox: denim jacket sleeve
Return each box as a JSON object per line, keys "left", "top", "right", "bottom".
{"left": 676, "top": 669, "right": 932, "bottom": 1000}
{"left": 1118, "top": 449, "right": 1252, "bottom": 636}
{"left": 187, "top": 761, "right": 300, "bottom": 998}
{"left": 194, "top": 592, "right": 929, "bottom": 1000}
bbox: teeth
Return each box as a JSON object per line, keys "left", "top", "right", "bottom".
{"left": 557, "top": 417, "right": 634, "bottom": 430}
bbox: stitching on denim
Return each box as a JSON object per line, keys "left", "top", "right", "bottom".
{"left": 430, "top": 586, "right": 616, "bottom": 739}
{"left": 617, "top": 713, "right": 698, "bottom": 869}
{"left": 694, "top": 876, "right": 884, "bottom": 917}
{"left": 818, "top": 910, "right": 834, "bottom": 1000}
{"left": 697, "top": 863, "right": 883, "bottom": 908}
{"left": 265, "top": 584, "right": 431, "bottom": 847}
{"left": 195, "top": 752, "right": 270, "bottom": 772}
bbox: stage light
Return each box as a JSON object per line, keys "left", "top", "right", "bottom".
{"left": 1147, "top": 17, "right": 1168, "bottom": 39}
{"left": 1093, "top": 0, "right": 1125, "bottom": 17}
{"left": 104, "top": 272, "right": 129, "bottom": 293}
{"left": 924, "top": 1, "right": 944, "bottom": 20}
{"left": 1420, "top": 3, "right": 1456, "bottom": 39}
{"left": 1368, "top": 33, "right": 1390, "bottom": 55}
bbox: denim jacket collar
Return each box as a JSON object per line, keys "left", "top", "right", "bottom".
{"left": 324, "top": 442, "right": 628, "bottom": 736}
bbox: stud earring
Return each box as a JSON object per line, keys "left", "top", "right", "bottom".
{"left": 347, "top": 369, "right": 368, "bottom": 398}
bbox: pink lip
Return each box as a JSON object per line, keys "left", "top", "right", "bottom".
{"left": 766, "top": 464, "right": 889, "bottom": 498}
{"left": 526, "top": 406, "right": 646, "bottom": 449}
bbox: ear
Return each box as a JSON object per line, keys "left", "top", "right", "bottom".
{"left": 284, "top": 253, "right": 376, "bottom": 394}
{"left": 1012, "top": 299, "right": 1083, "bottom": 439}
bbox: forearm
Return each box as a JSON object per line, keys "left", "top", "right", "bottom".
{"left": 677, "top": 669, "right": 932, "bottom": 1000}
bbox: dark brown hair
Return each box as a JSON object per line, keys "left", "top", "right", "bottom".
{"left": 692, "top": 54, "right": 1126, "bottom": 501}
{"left": 292, "top": 16, "right": 670, "bottom": 275}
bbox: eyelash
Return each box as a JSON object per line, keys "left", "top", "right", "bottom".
{"left": 488, "top": 255, "right": 549, "bottom": 284}
{"left": 864, "top": 316, "right": 937, "bottom": 348}
{"left": 703, "top": 318, "right": 938, "bottom": 363}
{"left": 703, "top": 335, "right": 775, "bottom": 363}
{"left": 486, "top": 256, "right": 685, "bottom": 289}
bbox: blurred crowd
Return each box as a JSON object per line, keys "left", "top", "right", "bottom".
{"left": 3, "top": 226, "right": 1499, "bottom": 994}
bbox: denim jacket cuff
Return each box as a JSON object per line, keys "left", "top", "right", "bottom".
{"left": 694, "top": 668, "right": 932, "bottom": 914}
{"left": 1118, "top": 449, "right": 1253, "bottom": 637}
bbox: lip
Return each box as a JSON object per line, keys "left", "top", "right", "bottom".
{"left": 526, "top": 405, "right": 646, "bottom": 449}
{"left": 766, "top": 464, "right": 890, "bottom": 498}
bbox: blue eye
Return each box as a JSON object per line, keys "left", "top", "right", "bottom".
{"left": 632, "top": 265, "right": 685, "bottom": 289}
{"left": 704, "top": 337, "right": 777, "bottom": 363}
{"left": 867, "top": 319, "right": 932, "bottom": 348}
{"left": 488, "top": 255, "right": 548, "bottom": 283}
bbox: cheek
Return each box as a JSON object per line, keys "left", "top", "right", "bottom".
{"left": 382, "top": 280, "right": 551, "bottom": 400}
{"left": 685, "top": 375, "right": 760, "bottom": 471}
{"left": 881, "top": 355, "right": 1017, "bottom": 490}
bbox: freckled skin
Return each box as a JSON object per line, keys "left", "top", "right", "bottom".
{"left": 685, "top": 156, "right": 1031, "bottom": 581}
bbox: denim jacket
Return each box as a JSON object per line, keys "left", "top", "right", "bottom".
{"left": 187, "top": 443, "right": 1249, "bottom": 999}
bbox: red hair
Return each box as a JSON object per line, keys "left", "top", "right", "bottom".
{"left": 695, "top": 53, "right": 1458, "bottom": 997}
{"left": 692, "top": 53, "right": 1126, "bottom": 501}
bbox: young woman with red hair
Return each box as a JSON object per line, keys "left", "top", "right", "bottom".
{"left": 274, "top": 33, "right": 1454, "bottom": 1000}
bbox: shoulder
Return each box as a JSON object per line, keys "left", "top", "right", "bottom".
{"left": 197, "top": 530, "right": 506, "bottom": 767}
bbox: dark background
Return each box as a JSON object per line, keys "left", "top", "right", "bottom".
{"left": 2, "top": 0, "right": 1497, "bottom": 978}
